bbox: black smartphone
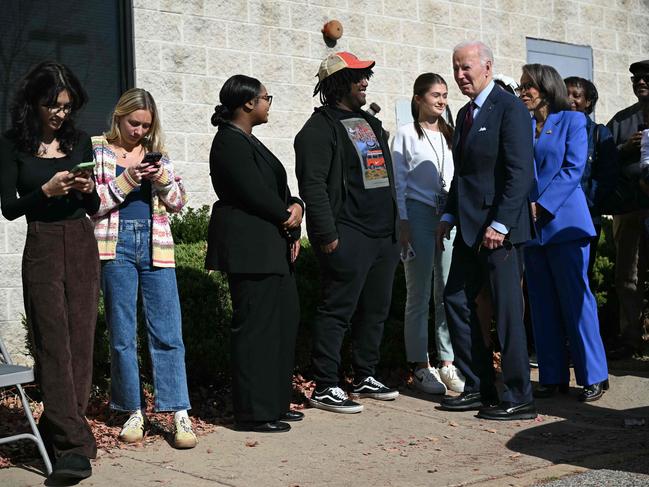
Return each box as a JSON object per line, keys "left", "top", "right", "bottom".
{"left": 638, "top": 123, "right": 648, "bottom": 131}
{"left": 142, "top": 152, "right": 162, "bottom": 166}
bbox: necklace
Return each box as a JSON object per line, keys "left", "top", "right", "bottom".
{"left": 421, "top": 127, "right": 446, "bottom": 189}
{"left": 38, "top": 140, "right": 55, "bottom": 156}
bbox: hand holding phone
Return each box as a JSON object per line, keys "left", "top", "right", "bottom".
{"left": 69, "top": 161, "right": 95, "bottom": 173}
{"left": 141, "top": 152, "right": 162, "bottom": 167}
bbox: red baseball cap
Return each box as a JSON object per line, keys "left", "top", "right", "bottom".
{"left": 317, "top": 52, "right": 375, "bottom": 82}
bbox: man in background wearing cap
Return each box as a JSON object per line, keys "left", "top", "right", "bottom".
{"left": 605, "top": 59, "right": 649, "bottom": 360}
{"left": 294, "top": 52, "right": 400, "bottom": 414}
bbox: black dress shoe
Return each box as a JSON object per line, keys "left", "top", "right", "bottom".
{"left": 281, "top": 410, "right": 304, "bottom": 422}
{"left": 234, "top": 420, "right": 291, "bottom": 433}
{"left": 50, "top": 453, "right": 92, "bottom": 481}
{"left": 477, "top": 401, "right": 537, "bottom": 421}
{"left": 579, "top": 379, "right": 609, "bottom": 402}
{"left": 533, "top": 383, "right": 569, "bottom": 398}
{"left": 439, "top": 392, "right": 497, "bottom": 411}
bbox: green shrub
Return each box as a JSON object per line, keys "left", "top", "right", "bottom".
{"left": 170, "top": 205, "right": 211, "bottom": 244}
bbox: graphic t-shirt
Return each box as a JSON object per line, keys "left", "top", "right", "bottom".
{"left": 333, "top": 108, "right": 394, "bottom": 238}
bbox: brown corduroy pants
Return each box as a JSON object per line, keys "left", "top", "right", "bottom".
{"left": 22, "top": 217, "right": 100, "bottom": 459}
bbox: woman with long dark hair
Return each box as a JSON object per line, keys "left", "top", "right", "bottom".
{"left": 391, "top": 73, "right": 465, "bottom": 395}
{"left": 92, "top": 88, "right": 196, "bottom": 449}
{"left": 205, "top": 74, "right": 304, "bottom": 432}
{"left": 0, "top": 61, "right": 99, "bottom": 481}
{"left": 520, "top": 64, "right": 609, "bottom": 402}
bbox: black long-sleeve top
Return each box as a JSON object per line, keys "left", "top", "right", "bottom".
{"left": 0, "top": 131, "right": 100, "bottom": 222}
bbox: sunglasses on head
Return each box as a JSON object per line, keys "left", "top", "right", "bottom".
{"left": 631, "top": 74, "right": 649, "bottom": 84}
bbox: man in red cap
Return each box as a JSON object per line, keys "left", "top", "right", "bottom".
{"left": 294, "top": 52, "right": 400, "bottom": 413}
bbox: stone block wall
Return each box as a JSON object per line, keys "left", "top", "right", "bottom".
{"left": 2, "top": 0, "right": 649, "bottom": 361}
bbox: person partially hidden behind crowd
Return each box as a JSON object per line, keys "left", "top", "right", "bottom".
{"left": 92, "top": 88, "right": 197, "bottom": 448}
{"left": 520, "top": 64, "right": 609, "bottom": 402}
{"left": 391, "top": 73, "right": 465, "bottom": 395}
{"left": 564, "top": 76, "right": 618, "bottom": 280}
{"left": 437, "top": 41, "right": 536, "bottom": 421}
{"left": 205, "top": 75, "right": 304, "bottom": 433}
{"left": 295, "top": 52, "right": 400, "bottom": 413}
{"left": 0, "top": 61, "right": 99, "bottom": 481}
{"left": 605, "top": 59, "right": 649, "bottom": 360}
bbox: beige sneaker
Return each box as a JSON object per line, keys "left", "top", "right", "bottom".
{"left": 173, "top": 416, "right": 197, "bottom": 449}
{"left": 119, "top": 411, "right": 145, "bottom": 443}
{"left": 439, "top": 364, "right": 466, "bottom": 393}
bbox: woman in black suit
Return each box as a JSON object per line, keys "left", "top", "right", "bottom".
{"left": 206, "top": 75, "right": 304, "bottom": 433}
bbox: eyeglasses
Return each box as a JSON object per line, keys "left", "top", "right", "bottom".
{"left": 517, "top": 81, "right": 536, "bottom": 94}
{"left": 42, "top": 104, "right": 73, "bottom": 115}
{"left": 258, "top": 95, "right": 273, "bottom": 106}
{"left": 631, "top": 74, "right": 649, "bottom": 84}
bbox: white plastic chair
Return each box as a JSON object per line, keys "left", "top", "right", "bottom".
{"left": 0, "top": 335, "right": 53, "bottom": 475}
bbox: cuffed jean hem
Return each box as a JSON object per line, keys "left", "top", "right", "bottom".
{"left": 110, "top": 402, "right": 192, "bottom": 413}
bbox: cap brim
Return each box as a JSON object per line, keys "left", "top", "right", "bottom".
{"left": 347, "top": 59, "right": 375, "bottom": 70}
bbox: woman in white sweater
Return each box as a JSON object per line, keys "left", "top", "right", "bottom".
{"left": 391, "top": 73, "right": 464, "bottom": 394}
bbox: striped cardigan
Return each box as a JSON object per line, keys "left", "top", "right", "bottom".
{"left": 91, "top": 136, "right": 187, "bottom": 267}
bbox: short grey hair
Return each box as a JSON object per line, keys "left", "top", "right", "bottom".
{"left": 453, "top": 41, "right": 494, "bottom": 67}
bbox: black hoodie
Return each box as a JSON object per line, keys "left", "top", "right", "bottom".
{"left": 294, "top": 106, "right": 398, "bottom": 246}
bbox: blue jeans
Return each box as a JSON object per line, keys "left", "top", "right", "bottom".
{"left": 403, "top": 199, "right": 455, "bottom": 363}
{"left": 101, "top": 219, "right": 191, "bottom": 412}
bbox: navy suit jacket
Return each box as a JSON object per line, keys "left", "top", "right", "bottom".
{"left": 446, "top": 86, "right": 535, "bottom": 247}
{"left": 529, "top": 110, "right": 595, "bottom": 246}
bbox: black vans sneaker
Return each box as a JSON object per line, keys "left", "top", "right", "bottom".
{"left": 309, "top": 386, "right": 364, "bottom": 413}
{"left": 351, "top": 376, "right": 399, "bottom": 400}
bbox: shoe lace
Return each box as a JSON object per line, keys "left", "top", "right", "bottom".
{"left": 418, "top": 368, "right": 438, "bottom": 384}
{"left": 123, "top": 413, "right": 143, "bottom": 430}
{"left": 444, "top": 365, "right": 464, "bottom": 382}
{"left": 176, "top": 417, "right": 194, "bottom": 434}
{"left": 329, "top": 387, "right": 348, "bottom": 400}
{"left": 364, "top": 376, "right": 385, "bottom": 388}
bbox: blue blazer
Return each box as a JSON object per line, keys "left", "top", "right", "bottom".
{"left": 529, "top": 110, "right": 595, "bottom": 246}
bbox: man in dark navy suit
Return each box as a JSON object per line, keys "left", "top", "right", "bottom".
{"left": 436, "top": 41, "right": 536, "bottom": 420}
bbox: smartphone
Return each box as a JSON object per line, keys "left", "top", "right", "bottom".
{"left": 142, "top": 152, "right": 162, "bottom": 167}
{"left": 638, "top": 123, "right": 648, "bottom": 131}
{"left": 69, "top": 161, "right": 95, "bottom": 173}
{"left": 400, "top": 243, "right": 416, "bottom": 263}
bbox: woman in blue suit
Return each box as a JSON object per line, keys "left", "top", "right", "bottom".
{"left": 519, "top": 64, "right": 609, "bottom": 402}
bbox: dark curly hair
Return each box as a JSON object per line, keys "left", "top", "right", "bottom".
{"left": 8, "top": 61, "right": 88, "bottom": 155}
{"left": 564, "top": 76, "right": 599, "bottom": 115}
{"left": 314, "top": 67, "right": 374, "bottom": 106}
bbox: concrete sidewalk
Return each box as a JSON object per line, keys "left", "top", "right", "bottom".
{"left": 2, "top": 367, "right": 649, "bottom": 487}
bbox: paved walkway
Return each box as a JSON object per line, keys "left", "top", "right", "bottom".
{"left": 2, "top": 367, "right": 649, "bottom": 487}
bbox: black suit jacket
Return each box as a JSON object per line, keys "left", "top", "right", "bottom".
{"left": 445, "top": 86, "right": 534, "bottom": 247}
{"left": 205, "top": 124, "right": 303, "bottom": 274}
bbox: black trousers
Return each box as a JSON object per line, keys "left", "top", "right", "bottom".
{"left": 227, "top": 272, "right": 299, "bottom": 422}
{"left": 444, "top": 239, "right": 532, "bottom": 405}
{"left": 311, "top": 224, "right": 400, "bottom": 387}
{"left": 22, "top": 218, "right": 99, "bottom": 459}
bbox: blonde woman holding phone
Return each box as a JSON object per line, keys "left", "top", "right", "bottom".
{"left": 92, "top": 88, "right": 196, "bottom": 448}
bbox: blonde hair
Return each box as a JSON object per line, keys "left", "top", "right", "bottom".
{"left": 104, "top": 88, "right": 165, "bottom": 154}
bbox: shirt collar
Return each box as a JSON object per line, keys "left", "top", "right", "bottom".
{"left": 472, "top": 80, "right": 495, "bottom": 109}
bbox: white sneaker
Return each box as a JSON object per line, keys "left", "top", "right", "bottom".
{"left": 439, "top": 364, "right": 466, "bottom": 393}
{"left": 119, "top": 411, "right": 145, "bottom": 443}
{"left": 412, "top": 367, "right": 447, "bottom": 394}
{"left": 173, "top": 416, "right": 197, "bottom": 449}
